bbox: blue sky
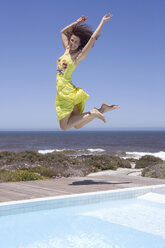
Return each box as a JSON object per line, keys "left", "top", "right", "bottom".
{"left": 1, "top": 0, "right": 165, "bottom": 131}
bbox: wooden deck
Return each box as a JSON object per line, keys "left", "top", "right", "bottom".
{"left": 0, "top": 172, "right": 165, "bottom": 203}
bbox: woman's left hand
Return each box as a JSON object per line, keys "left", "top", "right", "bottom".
{"left": 102, "top": 13, "right": 113, "bottom": 23}
{"left": 76, "top": 16, "right": 88, "bottom": 24}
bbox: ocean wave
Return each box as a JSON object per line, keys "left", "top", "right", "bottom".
{"left": 38, "top": 149, "right": 165, "bottom": 160}
{"left": 38, "top": 149, "right": 56, "bottom": 154}
{"left": 38, "top": 148, "right": 105, "bottom": 155}
{"left": 38, "top": 149, "right": 73, "bottom": 154}
{"left": 124, "top": 151, "right": 165, "bottom": 160}
{"left": 87, "top": 148, "right": 105, "bottom": 152}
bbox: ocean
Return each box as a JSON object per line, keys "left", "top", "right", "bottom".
{"left": 0, "top": 131, "right": 165, "bottom": 160}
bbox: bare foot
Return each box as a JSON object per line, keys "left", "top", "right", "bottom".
{"left": 99, "top": 103, "right": 120, "bottom": 114}
{"left": 90, "top": 108, "right": 106, "bottom": 123}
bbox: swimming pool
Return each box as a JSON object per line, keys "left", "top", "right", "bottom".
{"left": 0, "top": 185, "right": 165, "bottom": 248}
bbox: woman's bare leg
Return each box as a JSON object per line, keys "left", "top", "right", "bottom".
{"left": 73, "top": 104, "right": 120, "bottom": 129}
{"left": 60, "top": 106, "right": 106, "bottom": 131}
{"left": 73, "top": 107, "right": 99, "bottom": 129}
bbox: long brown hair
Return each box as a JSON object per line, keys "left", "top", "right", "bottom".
{"left": 66, "top": 24, "right": 99, "bottom": 50}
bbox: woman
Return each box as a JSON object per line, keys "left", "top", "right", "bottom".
{"left": 55, "top": 13, "right": 120, "bottom": 131}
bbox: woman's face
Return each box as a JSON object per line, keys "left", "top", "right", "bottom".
{"left": 69, "top": 35, "right": 81, "bottom": 51}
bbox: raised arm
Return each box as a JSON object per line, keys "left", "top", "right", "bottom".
{"left": 77, "top": 13, "right": 113, "bottom": 62}
{"left": 61, "top": 16, "right": 88, "bottom": 49}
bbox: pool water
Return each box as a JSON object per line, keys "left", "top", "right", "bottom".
{"left": 0, "top": 196, "right": 165, "bottom": 248}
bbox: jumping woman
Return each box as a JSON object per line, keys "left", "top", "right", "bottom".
{"left": 55, "top": 13, "right": 120, "bottom": 131}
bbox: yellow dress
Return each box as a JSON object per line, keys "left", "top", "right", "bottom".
{"left": 55, "top": 52, "right": 90, "bottom": 121}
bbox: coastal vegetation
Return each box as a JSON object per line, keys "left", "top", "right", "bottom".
{"left": 135, "top": 155, "right": 163, "bottom": 169}
{"left": 0, "top": 151, "right": 164, "bottom": 182}
{"left": 0, "top": 150, "right": 130, "bottom": 182}
{"left": 137, "top": 155, "right": 165, "bottom": 179}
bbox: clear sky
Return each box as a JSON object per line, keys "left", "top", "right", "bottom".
{"left": 1, "top": 0, "right": 165, "bottom": 131}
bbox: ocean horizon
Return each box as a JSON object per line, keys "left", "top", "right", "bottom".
{"left": 0, "top": 130, "right": 165, "bottom": 161}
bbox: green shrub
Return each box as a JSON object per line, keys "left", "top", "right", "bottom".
{"left": 148, "top": 170, "right": 157, "bottom": 178}
{"left": 0, "top": 169, "right": 47, "bottom": 182}
{"left": 142, "top": 163, "right": 165, "bottom": 179}
{"left": 84, "top": 155, "right": 131, "bottom": 171}
{"left": 27, "top": 166, "right": 53, "bottom": 177}
{"left": 142, "top": 168, "right": 150, "bottom": 177}
{"left": 136, "top": 155, "right": 162, "bottom": 169}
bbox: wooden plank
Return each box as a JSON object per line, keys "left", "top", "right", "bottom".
{"left": 0, "top": 174, "right": 165, "bottom": 203}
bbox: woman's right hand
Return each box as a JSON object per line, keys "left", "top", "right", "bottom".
{"left": 76, "top": 16, "right": 88, "bottom": 24}
{"left": 102, "top": 13, "right": 113, "bottom": 23}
